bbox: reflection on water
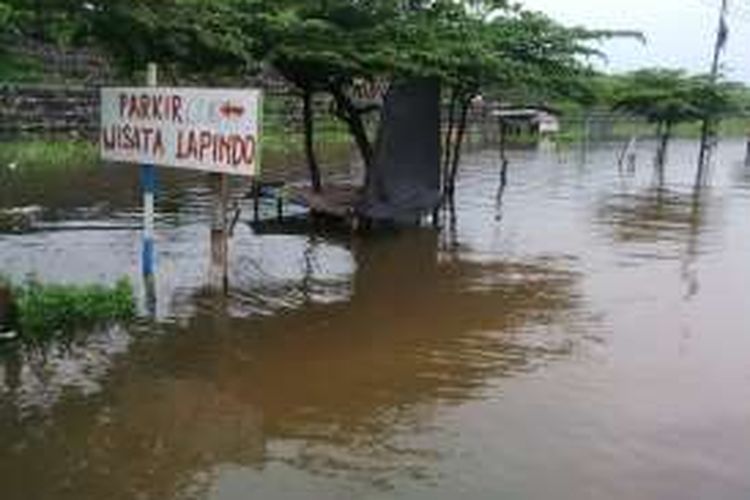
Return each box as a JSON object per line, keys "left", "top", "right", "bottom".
{"left": 1, "top": 140, "right": 750, "bottom": 499}
{"left": 597, "top": 186, "right": 718, "bottom": 301}
{"left": 0, "top": 227, "right": 580, "bottom": 499}
{"left": 597, "top": 187, "right": 715, "bottom": 247}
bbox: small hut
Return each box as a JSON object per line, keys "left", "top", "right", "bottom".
{"left": 492, "top": 105, "right": 561, "bottom": 138}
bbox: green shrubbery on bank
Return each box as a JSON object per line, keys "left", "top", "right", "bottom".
{"left": 0, "top": 139, "right": 98, "bottom": 169}
{"left": 0, "top": 276, "right": 135, "bottom": 342}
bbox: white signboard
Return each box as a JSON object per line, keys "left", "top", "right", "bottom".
{"left": 100, "top": 87, "right": 261, "bottom": 177}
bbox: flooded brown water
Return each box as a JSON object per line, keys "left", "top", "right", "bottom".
{"left": 1, "top": 140, "right": 750, "bottom": 499}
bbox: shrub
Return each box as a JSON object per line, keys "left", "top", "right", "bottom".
{"left": 12, "top": 278, "right": 135, "bottom": 341}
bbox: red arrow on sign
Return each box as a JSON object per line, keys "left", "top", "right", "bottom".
{"left": 220, "top": 102, "right": 245, "bottom": 119}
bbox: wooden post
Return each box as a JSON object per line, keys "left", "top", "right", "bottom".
{"left": 210, "top": 172, "right": 229, "bottom": 293}
{"left": 0, "top": 283, "right": 17, "bottom": 336}
{"left": 253, "top": 182, "right": 260, "bottom": 223}
{"left": 276, "top": 188, "right": 284, "bottom": 222}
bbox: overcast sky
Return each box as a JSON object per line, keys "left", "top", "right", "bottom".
{"left": 519, "top": 0, "right": 750, "bottom": 82}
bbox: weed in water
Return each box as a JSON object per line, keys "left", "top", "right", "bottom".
{"left": 13, "top": 278, "right": 136, "bottom": 342}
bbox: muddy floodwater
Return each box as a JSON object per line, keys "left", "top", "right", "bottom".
{"left": 1, "top": 140, "right": 750, "bottom": 499}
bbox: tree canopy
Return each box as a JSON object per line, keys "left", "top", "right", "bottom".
{"left": 608, "top": 68, "right": 740, "bottom": 169}
{"left": 31, "top": 0, "right": 606, "bottom": 98}
{"left": 611, "top": 69, "right": 736, "bottom": 126}
{"left": 1, "top": 0, "right": 89, "bottom": 46}
{"left": 3, "top": 0, "right": 635, "bottom": 198}
{"left": 0, "top": 2, "right": 13, "bottom": 30}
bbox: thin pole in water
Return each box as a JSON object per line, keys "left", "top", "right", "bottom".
{"left": 496, "top": 118, "right": 509, "bottom": 222}
{"left": 698, "top": 0, "right": 729, "bottom": 180}
{"left": 142, "top": 63, "right": 158, "bottom": 279}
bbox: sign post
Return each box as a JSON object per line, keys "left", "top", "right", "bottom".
{"left": 100, "top": 78, "right": 261, "bottom": 298}
{"left": 101, "top": 87, "right": 261, "bottom": 175}
{"left": 142, "top": 63, "right": 158, "bottom": 283}
{"left": 210, "top": 172, "right": 229, "bottom": 292}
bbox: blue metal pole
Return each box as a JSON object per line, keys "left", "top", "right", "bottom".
{"left": 141, "top": 163, "right": 156, "bottom": 277}
{"left": 140, "top": 63, "right": 159, "bottom": 317}
{"left": 142, "top": 63, "right": 158, "bottom": 281}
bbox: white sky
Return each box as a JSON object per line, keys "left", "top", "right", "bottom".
{"left": 519, "top": 0, "right": 750, "bottom": 82}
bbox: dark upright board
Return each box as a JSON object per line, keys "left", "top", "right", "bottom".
{"left": 359, "top": 79, "right": 441, "bottom": 223}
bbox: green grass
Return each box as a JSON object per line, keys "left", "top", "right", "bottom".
{"left": 0, "top": 139, "right": 98, "bottom": 170}
{"left": 261, "top": 102, "right": 353, "bottom": 156}
{"left": 0, "top": 125, "right": 351, "bottom": 173}
{"left": 1, "top": 91, "right": 351, "bottom": 172}
{"left": 260, "top": 128, "right": 351, "bottom": 154}
{"left": 2, "top": 277, "right": 136, "bottom": 343}
{"left": 559, "top": 116, "right": 750, "bottom": 144}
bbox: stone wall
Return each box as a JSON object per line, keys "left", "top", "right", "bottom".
{"left": 4, "top": 37, "right": 113, "bottom": 84}
{"left": 0, "top": 84, "right": 99, "bottom": 140}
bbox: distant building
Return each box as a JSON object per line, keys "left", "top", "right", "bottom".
{"left": 491, "top": 105, "right": 561, "bottom": 137}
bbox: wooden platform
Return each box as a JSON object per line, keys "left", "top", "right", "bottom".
{"left": 286, "top": 184, "right": 362, "bottom": 219}
{"left": 0, "top": 206, "right": 43, "bottom": 233}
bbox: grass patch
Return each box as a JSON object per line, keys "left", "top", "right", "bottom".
{"left": 0, "top": 139, "right": 98, "bottom": 170}
{"left": 1, "top": 277, "right": 136, "bottom": 343}
{"left": 260, "top": 128, "right": 351, "bottom": 155}
{"left": 559, "top": 116, "right": 750, "bottom": 144}
{"left": 0, "top": 130, "right": 351, "bottom": 173}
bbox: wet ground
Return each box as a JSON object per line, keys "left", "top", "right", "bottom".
{"left": 1, "top": 139, "right": 749, "bottom": 499}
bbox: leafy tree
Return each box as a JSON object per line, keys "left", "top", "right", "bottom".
{"left": 612, "top": 69, "right": 736, "bottom": 169}
{"left": 258, "top": 0, "right": 397, "bottom": 191}
{"left": 84, "top": 0, "right": 392, "bottom": 192}
{"left": 417, "top": 5, "right": 615, "bottom": 198}
{"left": 0, "top": 2, "right": 14, "bottom": 30}
{"left": 81, "top": 0, "right": 260, "bottom": 80}
{"left": 2, "top": 0, "right": 91, "bottom": 46}
{"left": 72, "top": 0, "right": 619, "bottom": 204}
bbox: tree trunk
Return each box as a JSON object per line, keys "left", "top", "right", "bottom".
{"left": 697, "top": 112, "right": 718, "bottom": 185}
{"left": 499, "top": 119, "right": 509, "bottom": 188}
{"left": 654, "top": 122, "right": 664, "bottom": 167}
{"left": 302, "top": 90, "right": 322, "bottom": 193}
{"left": 445, "top": 97, "right": 471, "bottom": 200}
{"left": 330, "top": 85, "right": 374, "bottom": 172}
{"left": 656, "top": 121, "right": 672, "bottom": 182}
{"left": 697, "top": 116, "right": 712, "bottom": 173}
{"left": 443, "top": 90, "right": 458, "bottom": 193}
